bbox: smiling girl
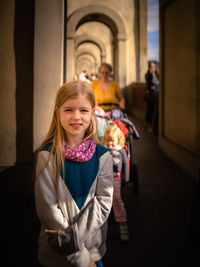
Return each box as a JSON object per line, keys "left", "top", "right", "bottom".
{"left": 34, "top": 81, "right": 113, "bottom": 267}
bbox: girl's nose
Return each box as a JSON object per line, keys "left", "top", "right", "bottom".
{"left": 72, "top": 110, "right": 80, "bottom": 120}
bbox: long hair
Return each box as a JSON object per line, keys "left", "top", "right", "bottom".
{"left": 35, "top": 81, "right": 99, "bottom": 185}
{"left": 102, "top": 124, "right": 125, "bottom": 148}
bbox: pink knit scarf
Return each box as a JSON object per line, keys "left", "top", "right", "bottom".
{"left": 64, "top": 139, "right": 96, "bottom": 162}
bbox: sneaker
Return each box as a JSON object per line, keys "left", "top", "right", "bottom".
{"left": 119, "top": 222, "right": 130, "bottom": 242}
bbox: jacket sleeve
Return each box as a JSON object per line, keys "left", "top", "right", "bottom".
{"left": 35, "top": 151, "right": 69, "bottom": 230}
{"left": 58, "top": 152, "right": 113, "bottom": 260}
{"left": 35, "top": 152, "right": 91, "bottom": 266}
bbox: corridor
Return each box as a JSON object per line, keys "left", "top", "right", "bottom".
{"left": 1, "top": 1, "right": 200, "bottom": 266}
{"left": 1, "top": 116, "right": 199, "bottom": 267}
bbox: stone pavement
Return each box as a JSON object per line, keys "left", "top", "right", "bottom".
{"left": 0, "top": 117, "right": 199, "bottom": 266}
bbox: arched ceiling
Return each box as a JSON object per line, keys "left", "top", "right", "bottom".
{"left": 67, "top": 4, "right": 127, "bottom": 40}
{"left": 76, "top": 13, "right": 117, "bottom": 36}
{"left": 75, "top": 34, "right": 106, "bottom": 56}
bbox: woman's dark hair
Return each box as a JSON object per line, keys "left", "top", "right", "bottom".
{"left": 98, "top": 62, "right": 113, "bottom": 73}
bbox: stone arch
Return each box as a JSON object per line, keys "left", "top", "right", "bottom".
{"left": 77, "top": 50, "right": 99, "bottom": 65}
{"left": 67, "top": 5, "right": 127, "bottom": 39}
{"left": 66, "top": 5, "right": 127, "bottom": 87}
{"left": 77, "top": 56, "right": 93, "bottom": 74}
{"left": 77, "top": 50, "right": 98, "bottom": 61}
{"left": 75, "top": 34, "right": 106, "bottom": 60}
{"left": 76, "top": 49, "right": 99, "bottom": 74}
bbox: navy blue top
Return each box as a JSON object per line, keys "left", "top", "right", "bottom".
{"left": 42, "top": 143, "right": 107, "bottom": 210}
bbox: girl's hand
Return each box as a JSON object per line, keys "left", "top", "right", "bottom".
{"left": 88, "top": 259, "right": 96, "bottom": 267}
{"left": 45, "top": 229, "right": 63, "bottom": 254}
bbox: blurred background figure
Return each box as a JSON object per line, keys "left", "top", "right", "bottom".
{"left": 91, "top": 62, "right": 125, "bottom": 111}
{"left": 79, "top": 70, "right": 90, "bottom": 83}
{"left": 144, "top": 61, "right": 159, "bottom": 133}
{"left": 90, "top": 73, "right": 97, "bottom": 81}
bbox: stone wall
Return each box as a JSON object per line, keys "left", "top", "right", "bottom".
{"left": 0, "top": 0, "right": 16, "bottom": 166}
{"left": 127, "top": 82, "right": 146, "bottom": 120}
{"left": 159, "top": 0, "right": 200, "bottom": 180}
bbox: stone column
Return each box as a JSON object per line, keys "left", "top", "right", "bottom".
{"left": 139, "top": 0, "right": 148, "bottom": 82}
{"left": 101, "top": 53, "right": 106, "bottom": 63}
{"left": 66, "top": 36, "right": 75, "bottom": 81}
{"left": 118, "top": 38, "right": 127, "bottom": 88}
{"left": 34, "top": 0, "right": 64, "bottom": 150}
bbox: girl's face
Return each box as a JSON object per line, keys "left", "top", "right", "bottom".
{"left": 59, "top": 95, "right": 93, "bottom": 144}
{"left": 106, "top": 134, "right": 118, "bottom": 149}
{"left": 99, "top": 66, "right": 110, "bottom": 82}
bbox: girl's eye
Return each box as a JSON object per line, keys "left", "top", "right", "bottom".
{"left": 81, "top": 109, "right": 89, "bottom": 113}
{"left": 64, "top": 109, "right": 72, "bottom": 112}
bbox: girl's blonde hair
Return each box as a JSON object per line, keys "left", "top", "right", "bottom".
{"left": 102, "top": 124, "right": 125, "bottom": 147}
{"left": 35, "top": 80, "right": 98, "bottom": 183}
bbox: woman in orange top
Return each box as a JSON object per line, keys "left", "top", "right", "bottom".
{"left": 90, "top": 62, "right": 125, "bottom": 111}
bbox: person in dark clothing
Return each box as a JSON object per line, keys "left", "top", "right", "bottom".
{"left": 144, "top": 61, "right": 159, "bottom": 133}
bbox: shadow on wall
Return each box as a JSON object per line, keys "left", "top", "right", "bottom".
{"left": 14, "top": 0, "right": 34, "bottom": 163}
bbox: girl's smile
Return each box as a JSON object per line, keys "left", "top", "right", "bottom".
{"left": 70, "top": 123, "right": 83, "bottom": 129}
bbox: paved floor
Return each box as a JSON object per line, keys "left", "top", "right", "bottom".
{"left": 1, "top": 117, "right": 199, "bottom": 266}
